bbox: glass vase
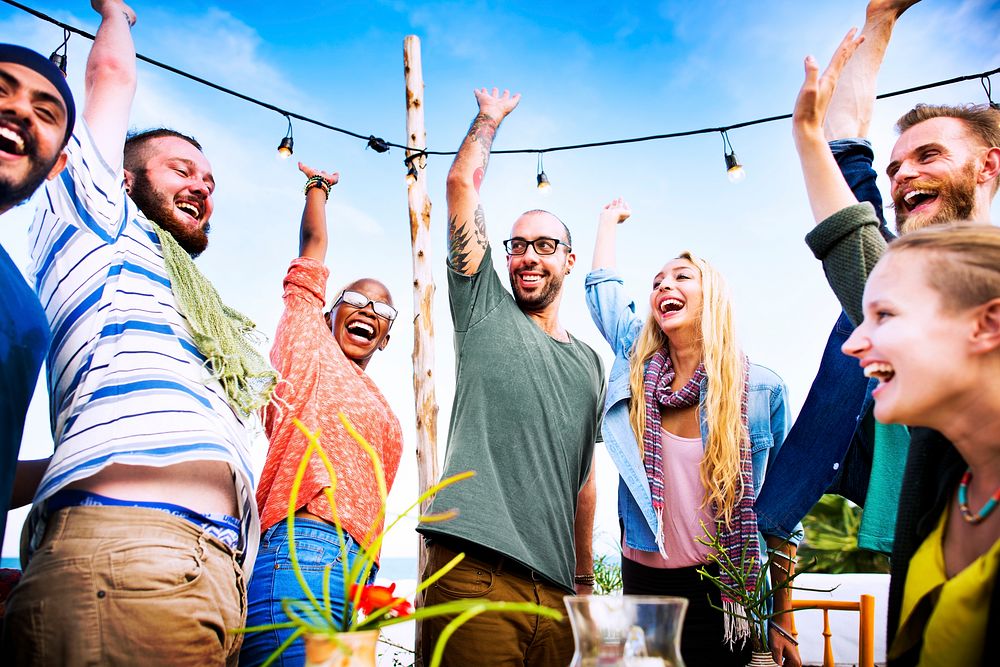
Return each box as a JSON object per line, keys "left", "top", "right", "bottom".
{"left": 564, "top": 595, "right": 688, "bottom": 667}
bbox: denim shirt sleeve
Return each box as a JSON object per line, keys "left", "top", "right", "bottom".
{"left": 584, "top": 268, "right": 642, "bottom": 356}
{"left": 762, "top": 380, "right": 803, "bottom": 545}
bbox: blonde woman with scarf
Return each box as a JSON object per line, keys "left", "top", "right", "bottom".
{"left": 585, "top": 199, "right": 800, "bottom": 667}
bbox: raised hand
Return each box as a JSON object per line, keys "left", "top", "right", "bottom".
{"left": 591, "top": 198, "right": 631, "bottom": 271}
{"left": 599, "top": 198, "right": 631, "bottom": 226}
{"left": 91, "top": 0, "right": 136, "bottom": 25}
{"left": 793, "top": 29, "right": 868, "bottom": 225}
{"left": 298, "top": 162, "right": 340, "bottom": 188}
{"left": 474, "top": 88, "right": 521, "bottom": 122}
{"left": 793, "top": 28, "right": 864, "bottom": 142}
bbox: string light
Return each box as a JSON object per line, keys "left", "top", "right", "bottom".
{"left": 5, "top": 0, "right": 998, "bottom": 177}
{"left": 48, "top": 27, "right": 69, "bottom": 75}
{"left": 721, "top": 130, "right": 745, "bottom": 184}
{"left": 367, "top": 136, "right": 391, "bottom": 153}
{"left": 536, "top": 153, "right": 551, "bottom": 193}
{"left": 276, "top": 115, "right": 293, "bottom": 159}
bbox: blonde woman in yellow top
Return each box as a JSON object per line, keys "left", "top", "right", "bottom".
{"left": 841, "top": 226, "right": 1000, "bottom": 666}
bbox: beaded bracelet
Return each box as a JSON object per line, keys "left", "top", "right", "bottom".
{"left": 304, "top": 175, "right": 334, "bottom": 199}
{"left": 574, "top": 573, "right": 596, "bottom": 586}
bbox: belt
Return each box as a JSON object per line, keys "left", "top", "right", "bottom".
{"left": 428, "top": 534, "right": 547, "bottom": 582}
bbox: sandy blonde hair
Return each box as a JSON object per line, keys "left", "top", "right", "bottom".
{"left": 887, "top": 224, "right": 1000, "bottom": 311}
{"left": 627, "top": 251, "right": 747, "bottom": 526}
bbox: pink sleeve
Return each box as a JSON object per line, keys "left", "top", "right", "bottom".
{"left": 282, "top": 257, "right": 330, "bottom": 309}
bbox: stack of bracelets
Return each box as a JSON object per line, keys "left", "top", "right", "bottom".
{"left": 304, "top": 174, "right": 335, "bottom": 199}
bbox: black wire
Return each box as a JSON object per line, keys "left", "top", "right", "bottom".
{"left": 983, "top": 75, "right": 1000, "bottom": 110}
{"left": 5, "top": 0, "right": 999, "bottom": 158}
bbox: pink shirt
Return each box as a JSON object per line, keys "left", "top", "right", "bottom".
{"left": 257, "top": 258, "right": 402, "bottom": 557}
{"left": 623, "top": 429, "right": 715, "bottom": 568}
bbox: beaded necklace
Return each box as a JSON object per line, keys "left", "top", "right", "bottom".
{"left": 957, "top": 468, "right": 1000, "bottom": 525}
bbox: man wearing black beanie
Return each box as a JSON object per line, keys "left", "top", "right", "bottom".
{"left": 0, "top": 42, "right": 75, "bottom": 542}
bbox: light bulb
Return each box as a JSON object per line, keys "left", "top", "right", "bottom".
{"left": 277, "top": 136, "right": 294, "bottom": 159}
{"left": 537, "top": 171, "right": 551, "bottom": 193}
{"left": 724, "top": 151, "right": 746, "bottom": 183}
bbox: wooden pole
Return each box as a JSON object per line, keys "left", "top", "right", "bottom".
{"left": 404, "top": 33, "right": 439, "bottom": 577}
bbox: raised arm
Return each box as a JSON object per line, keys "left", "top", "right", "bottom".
{"left": 824, "top": 1, "right": 920, "bottom": 140}
{"left": 445, "top": 88, "right": 520, "bottom": 275}
{"left": 83, "top": 0, "right": 138, "bottom": 166}
{"left": 297, "top": 162, "right": 340, "bottom": 262}
{"left": 591, "top": 198, "right": 631, "bottom": 271}
{"left": 792, "top": 29, "right": 866, "bottom": 224}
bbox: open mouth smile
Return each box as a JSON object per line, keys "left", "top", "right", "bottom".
{"left": 901, "top": 188, "right": 938, "bottom": 214}
{"left": 863, "top": 361, "right": 895, "bottom": 384}
{"left": 345, "top": 318, "right": 377, "bottom": 343}
{"left": 657, "top": 297, "right": 684, "bottom": 314}
{"left": 176, "top": 199, "right": 202, "bottom": 222}
{"left": 0, "top": 124, "right": 28, "bottom": 157}
{"left": 517, "top": 272, "right": 545, "bottom": 287}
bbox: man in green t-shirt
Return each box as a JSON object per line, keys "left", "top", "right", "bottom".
{"left": 416, "top": 88, "right": 604, "bottom": 667}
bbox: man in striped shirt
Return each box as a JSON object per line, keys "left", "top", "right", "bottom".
{"left": 3, "top": 2, "right": 262, "bottom": 664}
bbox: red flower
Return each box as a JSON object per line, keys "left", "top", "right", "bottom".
{"left": 350, "top": 582, "right": 414, "bottom": 618}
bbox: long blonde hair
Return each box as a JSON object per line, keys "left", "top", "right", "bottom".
{"left": 627, "top": 251, "right": 747, "bottom": 527}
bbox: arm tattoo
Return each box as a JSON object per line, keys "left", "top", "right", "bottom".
{"left": 468, "top": 113, "right": 497, "bottom": 172}
{"left": 447, "top": 207, "right": 489, "bottom": 273}
{"left": 472, "top": 204, "right": 488, "bottom": 249}
{"left": 448, "top": 214, "right": 474, "bottom": 273}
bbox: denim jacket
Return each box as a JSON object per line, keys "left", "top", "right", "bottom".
{"left": 585, "top": 268, "right": 794, "bottom": 552}
{"left": 755, "top": 139, "right": 895, "bottom": 542}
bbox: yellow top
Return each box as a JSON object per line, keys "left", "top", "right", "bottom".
{"left": 890, "top": 508, "right": 1000, "bottom": 666}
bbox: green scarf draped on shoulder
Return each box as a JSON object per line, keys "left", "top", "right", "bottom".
{"left": 153, "top": 222, "right": 277, "bottom": 416}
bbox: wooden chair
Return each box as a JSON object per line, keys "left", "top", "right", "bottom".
{"left": 789, "top": 594, "right": 875, "bottom": 667}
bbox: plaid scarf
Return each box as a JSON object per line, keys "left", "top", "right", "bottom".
{"left": 641, "top": 347, "right": 760, "bottom": 646}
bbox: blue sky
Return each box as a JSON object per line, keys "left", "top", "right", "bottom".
{"left": 2, "top": 0, "right": 999, "bottom": 561}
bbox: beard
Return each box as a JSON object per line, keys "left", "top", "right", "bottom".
{"left": 128, "top": 171, "right": 210, "bottom": 257}
{"left": 894, "top": 161, "right": 978, "bottom": 235}
{"left": 509, "top": 266, "right": 566, "bottom": 312}
{"left": 0, "top": 119, "right": 61, "bottom": 212}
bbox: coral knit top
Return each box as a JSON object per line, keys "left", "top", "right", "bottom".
{"left": 257, "top": 258, "right": 402, "bottom": 559}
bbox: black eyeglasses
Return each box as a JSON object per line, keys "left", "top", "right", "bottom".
{"left": 503, "top": 237, "right": 571, "bottom": 256}
{"left": 335, "top": 291, "right": 397, "bottom": 321}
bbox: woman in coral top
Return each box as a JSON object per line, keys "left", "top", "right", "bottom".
{"left": 240, "top": 164, "right": 403, "bottom": 667}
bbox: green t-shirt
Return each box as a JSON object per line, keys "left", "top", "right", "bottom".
{"left": 420, "top": 253, "right": 605, "bottom": 593}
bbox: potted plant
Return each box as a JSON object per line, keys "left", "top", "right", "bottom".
{"left": 237, "top": 415, "right": 562, "bottom": 667}
{"left": 696, "top": 527, "right": 828, "bottom": 667}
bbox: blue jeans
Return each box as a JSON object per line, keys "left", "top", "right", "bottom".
{"left": 238, "top": 519, "right": 376, "bottom": 667}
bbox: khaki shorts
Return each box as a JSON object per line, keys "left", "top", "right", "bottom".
{"left": 416, "top": 537, "right": 574, "bottom": 667}
{"left": 2, "top": 505, "right": 247, "bottom": 666}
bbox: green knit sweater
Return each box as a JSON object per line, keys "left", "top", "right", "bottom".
{"left": 804, "top": 201, "right": 887, "bottom": 327}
